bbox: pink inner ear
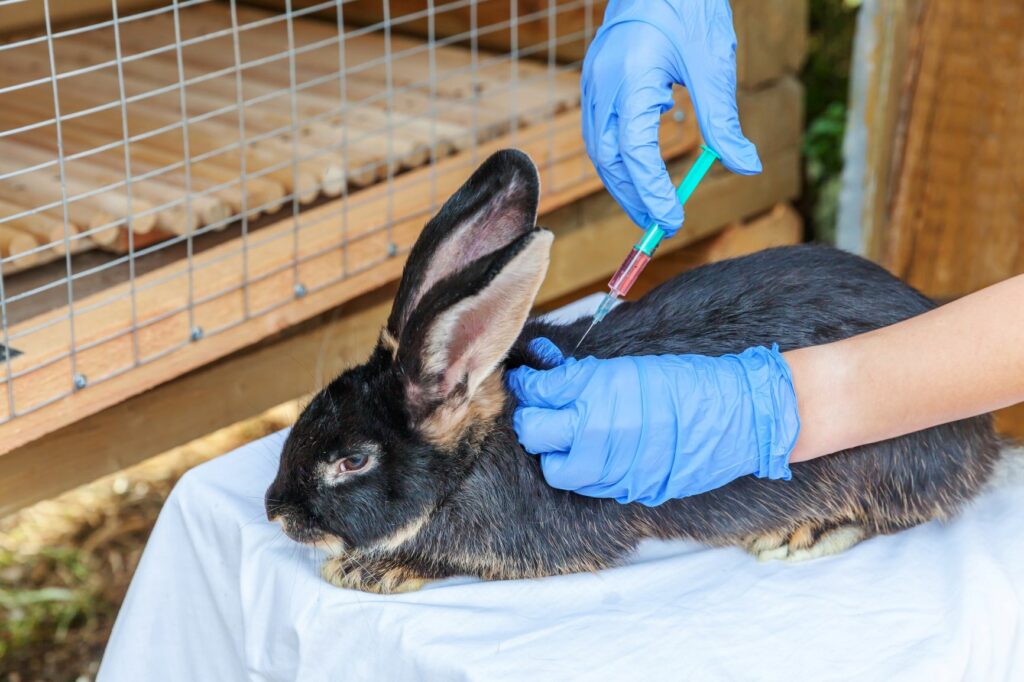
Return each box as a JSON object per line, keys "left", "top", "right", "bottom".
{"left": 403, "top": 182, "right": 531, "bottom": 326}
{"left": 424, "top": 231, "right": 551, "bottom": 397}
{"left": 443, "top": 288, "right": 504, "bottom": 391}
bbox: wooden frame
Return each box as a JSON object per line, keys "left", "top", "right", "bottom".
{"left": 0, "top": 0, "right": 807, "bottom": 511}
{"left": 0, "top": 86, "right": 699, "bottom": 452}
{"left": 250, "top": 0, "right": 808, "bottom": 88}
{"left": 0, "top": 162, "right": 802, "bottom": 515}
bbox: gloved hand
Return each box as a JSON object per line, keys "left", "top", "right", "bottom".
{"left": 507, "top": 338, "right": 799, "bottom": 505}
{"left": 581, "top": 0, "right": 762, "bottom": 237}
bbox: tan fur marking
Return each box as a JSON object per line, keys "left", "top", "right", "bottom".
{"left": 322, "top": 554, "right": 431, "bottom": 594}
{"left": 368, "top": 511, "right": 433, "bottom": 554}
{"left": 747, "top": 523, "right": 867, "bottom": 562}
{"left": 420, "top": 371, "right": 506, "bottom": 450}
{"left": 786, "top": 523, "right": 817, "bottom": 552}
{"left": 380, "top": 329, "right": 399, "bottom": 359}
{"left": 785, "top": 525, "right": 865, "bottom": 563}
{"left": 745, "top": 530, "right": 788, "bottom": 555}
{"left": 378, "top": 569, "right": 429, "bottom": 594}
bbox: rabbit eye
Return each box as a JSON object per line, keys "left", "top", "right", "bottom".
{"left": 322, "top": 443, "right": 380, "bottom": 484}
{"left": 337, "top": 453, "right": 369, "bottom": 473}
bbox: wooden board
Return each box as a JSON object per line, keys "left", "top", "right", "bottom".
{"left": 251, "top": 0, "right": 809, "bottom": 86}
{"left": 882, "top": 0, "right": 1024, "bottom": 299}
{"left": 0, "top": 162, "right": 802, "bottom": 515}
{"left": 0, "top": 81, "right": 700, "bottom": 451}
{"left": 836, "top": 0, "right": 926, "bottom": 259}
{"left": 0, "top": 0, "right": 164, "bottom": 38}
{"left": 1, "top": 2, "right": 582, "bottom": 257}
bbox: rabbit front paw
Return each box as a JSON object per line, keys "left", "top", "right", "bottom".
{"left": 745, "top": 522, "right": 866, "bottom": 562}
{"left": 322, "top": 554, "right": 429, "bottom": 594}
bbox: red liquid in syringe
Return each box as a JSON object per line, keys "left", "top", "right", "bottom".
{"left": 607, "top": 247, "right": 652, "bottom": 297}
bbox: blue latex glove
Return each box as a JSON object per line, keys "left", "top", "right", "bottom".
{"left": 507, "top": 338, "right": 799, "bottom": 505}
{"left": 581, "top": 0, "right": 762, "bottom": 237}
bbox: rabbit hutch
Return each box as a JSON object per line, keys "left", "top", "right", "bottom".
{"left": 839, "top": 0, "right": 1024, "bottom": 438}
{"left": 0, "top": 0, "right": 808, "bottom": 514}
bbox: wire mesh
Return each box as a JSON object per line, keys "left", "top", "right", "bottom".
{"left": 0, "top": 0, "right": 608, "bottom": 427}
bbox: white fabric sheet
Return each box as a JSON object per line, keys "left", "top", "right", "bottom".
{"left": 99, "top": 296, "right": 1024, "bottom": 681}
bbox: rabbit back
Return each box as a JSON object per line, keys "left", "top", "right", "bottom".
{"left": 519, "top": 244, "right": 1001, "bottom": 550}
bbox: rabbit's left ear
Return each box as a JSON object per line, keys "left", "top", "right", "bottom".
{"left": 397, "top": 228, "right": 552, "bottom": 447}
{"left": 386, "top": 150, "right": 539, "bottom": 342}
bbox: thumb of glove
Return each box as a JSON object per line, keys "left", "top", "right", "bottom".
{"left": 684, "top": 17, "right": 762, "bottom": 175}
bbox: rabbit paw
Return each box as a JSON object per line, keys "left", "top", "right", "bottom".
{"left": 745, "top": 522, "right": 866, "bottom": 562}
{"left": 322, "top": 555, "right": 429, "bottom": 594}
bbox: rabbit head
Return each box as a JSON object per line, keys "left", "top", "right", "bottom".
{"left": 265, "top": 150, "right": 550, "bottom": 553}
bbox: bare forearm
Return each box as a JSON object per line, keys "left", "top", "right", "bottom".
{"left": 786, "top": 274, "right": 1024, "bottom": 463}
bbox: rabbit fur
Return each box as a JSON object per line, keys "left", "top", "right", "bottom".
{"left": 266, "top": 150, "right": 1001, "bottom": 594}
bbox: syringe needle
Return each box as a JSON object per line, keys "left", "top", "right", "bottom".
{"left": 572, "top": 292, "right": 618, "bottom": 354}
{"left": 572, "top": 319, "right": 596, "bottom": 355}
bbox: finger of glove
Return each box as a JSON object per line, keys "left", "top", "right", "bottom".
{"left": 586, "top": 109, "right": 654, "bottom": 229}
{"left": 618, "top": 82, "right": 685, "bottom": 235}
{"left": 595, "top": 155, "right": 653, "bottom": 229}
{"left": 582, "top": 52, "right": 659, "bottom": 229}
{"left": 505, "top": 358, "right": 598, "bottom": 409}
{"left": 513, "top": 406, "right": 577, "bottom": 455}
{"left": 684, "top": 20, "right": 762, "bottom": 175}
{"left": 526, "top": 337, "right": 566, "bottom": 367}
{"left": 540, "top": 448, "right": 615, "bottom": 494}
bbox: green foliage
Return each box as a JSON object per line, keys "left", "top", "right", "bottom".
{"left": 0, "top": 547, "right": 112, "bottom": 664}
{"left": 801, "top": 0, "right": 862, "bottom": 243}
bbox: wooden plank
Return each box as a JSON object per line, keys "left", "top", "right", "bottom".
{"left": 0, "top": 147, "right": 800, "bottom": 515}
{"left": 261, "top": 0, "right": 808, "bottom": 85}
{"left": 0, "top": 0, "right": 163, "bottom": 38}
{"left": 0, "top": 83, "right": 699, "bottom": 454}
{"left": 732, "top": 0, "right": 809, "bottom": 88}
{"left": 884, "top": 0, "right": 1024, "bottom": 299}
{"left": 246, "top": 0, "right": 604, "bottom": 68}
{"left": 836, "top": 0, "right": 926, "bottom": 259}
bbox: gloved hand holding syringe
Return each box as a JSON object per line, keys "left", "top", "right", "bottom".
{"left": 573, "top": 145, "right": 720, "bottom": 351}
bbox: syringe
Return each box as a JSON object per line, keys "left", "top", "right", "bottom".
{"left": 573, "top": 145, "right": 720, "bottom": 353}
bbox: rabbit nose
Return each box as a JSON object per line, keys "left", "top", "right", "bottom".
{"left": 265, "top": 488, "right": 284, "bottom": 522}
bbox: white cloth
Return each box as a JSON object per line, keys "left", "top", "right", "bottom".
{"left": 99, "top": 297, "right": 1024, "bottom": 681}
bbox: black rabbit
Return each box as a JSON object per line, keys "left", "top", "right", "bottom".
{"left": 266, "top": 149, "right": 1001, "bottom": 593}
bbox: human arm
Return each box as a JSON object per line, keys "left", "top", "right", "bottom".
{"left": 508, "top": 274, "right": 1024, "bottom": 503}
{"left": 581, "top": 0, "right": 761, "bottom": 237}
{"left": 787, "top": 273, "right": 1024, "bottom": 462}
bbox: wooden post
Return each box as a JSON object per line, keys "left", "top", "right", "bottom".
{"left": 4, "top": 141, "right": 229, "bottom": 235}
{"left": 0, "top": 198, "right": 83, "bottom": 254}
{"left": 0, "top": 224, "right": 41, "bottom": 264}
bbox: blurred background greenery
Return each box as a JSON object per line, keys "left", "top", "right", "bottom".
{"left": 800, "top": 0, "right": 861, "bottom": 244}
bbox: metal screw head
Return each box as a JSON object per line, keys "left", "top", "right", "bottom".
{"left": 294, "top": 283, "right": 308, "bottom": 298}
{"left": 387, "top": 242, "right": 398, "bottom": 258}
{"left": 73, "top": 373, "right": 88, "bottom": 390}
{"left": 190, "top": 326, "right": 204, "bottom": 342}
{"left": 673, "top": 109, "right": 686, "bottom": 122}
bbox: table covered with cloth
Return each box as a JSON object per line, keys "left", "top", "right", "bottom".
{"left": 98, "top": 296, "right": 1024, "bottom": 681}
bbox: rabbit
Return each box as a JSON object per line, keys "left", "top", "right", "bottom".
{"left": 265, "top": 149, "right": 1002, "bottom": 594}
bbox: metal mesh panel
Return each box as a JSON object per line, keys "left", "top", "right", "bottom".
{"left": 0, "top": 0, "right": 601, "bottom": 425}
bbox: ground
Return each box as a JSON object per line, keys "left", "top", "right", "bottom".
{"left": 0, "top": 403, "right": 298, "bottom": 682}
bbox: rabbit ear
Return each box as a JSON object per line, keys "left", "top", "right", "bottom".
{"left": 397, "top": 228, "right": 553, "bottom": 448}
{"left": 387, "top": 149, "right": 539, "bottom": 340}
